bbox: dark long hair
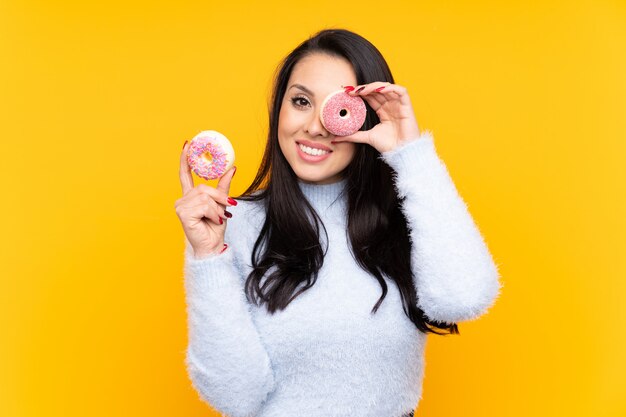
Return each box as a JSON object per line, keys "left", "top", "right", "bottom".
{"left": 237, "top": 28, "right": 459, "bottom": 335}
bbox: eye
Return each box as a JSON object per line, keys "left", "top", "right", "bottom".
{"left": 290, "top": 95, "right": 310, "bottom": 109}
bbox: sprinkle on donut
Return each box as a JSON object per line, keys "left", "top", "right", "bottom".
{"left": 320, "top": 90, "right": 367, "bottom": 136}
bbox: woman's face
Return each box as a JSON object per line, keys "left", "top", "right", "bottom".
{"left": 278, "top": 53, "right": 358, "bottom": 185}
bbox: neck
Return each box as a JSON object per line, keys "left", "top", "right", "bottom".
{"left": 297, "top": 177, "right": 348, "bottom": 213}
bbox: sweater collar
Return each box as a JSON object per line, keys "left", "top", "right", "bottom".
{"left": 297, "top": 178, "right": 348, "bottom": 211}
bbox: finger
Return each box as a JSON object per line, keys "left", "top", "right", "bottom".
{"left": 216, "top": 166, "right": 237, "bottom": 196}
{"left": 194, "top": 183, "right": 233, "bottom": 208}
{"left": 350, "top": 82, "right": 391, "bottom": 113}
{"left": 366, "top": 83, "right": 412, "bottom": 106}
{"left": 201, "top": 203, "right": 225, "bottom": 226}
{"left": 181, "top": 198, "right": 223, "bottom": 226}
{"left": 361, "top": 93, "right": 387, "bottom": 113}
{"left": 349, "top": 81, "right": 391, "bottom": 97}
{"left": 352, "top": 82, "right": 411, "bottom": 106}
{"left": 179, "top": 142, "right": 194, "bottom": 195}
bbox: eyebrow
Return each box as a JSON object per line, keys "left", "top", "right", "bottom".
{"left": 288, "top": 83, "right": 314, "bottom": 96}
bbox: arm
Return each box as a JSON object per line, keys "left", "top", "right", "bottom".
{"left": 380, "top": 131, "right": 502, "bottom": 324}
{"left": 184, "top": 240, "right": 275, "bottom": 417}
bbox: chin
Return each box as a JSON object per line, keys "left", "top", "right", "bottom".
{"left": 296, "top": 173, "right": 325, "bottom": 183}
{"left": 295, "top": 171, "right": 340, "bottom": 185}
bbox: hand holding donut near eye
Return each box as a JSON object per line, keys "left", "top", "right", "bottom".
{"left": 331, "top": 82, "right": 421, "bottom": 154}
{"left": 175, "top": 132, "right": 237, "bottom": 259}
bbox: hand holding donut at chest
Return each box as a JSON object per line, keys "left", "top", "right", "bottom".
{"left": 175, "top": 132, "right": 237, "bottom": 259}
{"left": 331, "top": 82, "right": 421, "bottom": 153}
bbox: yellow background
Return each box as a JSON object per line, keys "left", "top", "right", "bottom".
{"left": 1, "top": 0, "right": 625, "bottom": 416}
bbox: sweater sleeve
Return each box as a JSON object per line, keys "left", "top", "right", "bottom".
{"left": 380, "top": 130, "right": 502, "bottom": 324}
{"left": 183, "top": 239, "right": 275, "bottom": 417}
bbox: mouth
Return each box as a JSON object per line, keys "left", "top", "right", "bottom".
{"left": 297, "top": 143, "right": 331, "bottom": 156}
{"left": 295, "top": 141, "right": 333, "bottom": 162}
{"left": 296, "top": 140, "right": 332, "bottom": 153}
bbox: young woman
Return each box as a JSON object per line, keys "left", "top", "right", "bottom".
{"left": 175, "top": 28, "right": 501, "bottom": 417}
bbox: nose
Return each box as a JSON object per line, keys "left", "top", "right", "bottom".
{"left": 304, "top": 109, "right": 330, "bottom": 138}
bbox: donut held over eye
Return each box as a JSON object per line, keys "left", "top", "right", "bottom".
{"left": 319, "top": 90, "right": 367, "bottom": 136}
{"left": 186, "top": 130, "right": 235, "bottom": 180}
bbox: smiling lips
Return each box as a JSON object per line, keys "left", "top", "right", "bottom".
{"left": 296, "top": 140, "right": 332, "bottom": 162}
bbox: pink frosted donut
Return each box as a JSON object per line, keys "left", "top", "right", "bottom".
{"left": 186, "top": 130, "right": 235, "bottom": 180}
{"left": 320, "top": 89, "right": 367, "bottom": 136}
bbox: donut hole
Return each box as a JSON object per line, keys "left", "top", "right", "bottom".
{"left": 202, "top": 152, "right": 214, "bottom": 162}
{"left": 339, "top": 108, "right": 349, "bottom": 118}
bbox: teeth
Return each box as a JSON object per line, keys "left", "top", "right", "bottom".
{"left": 299, "top": 143, "right": 330, "bottom": 156}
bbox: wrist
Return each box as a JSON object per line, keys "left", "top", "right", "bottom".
{"left": 193, "top": 243, "right": 228, "bottom": 259}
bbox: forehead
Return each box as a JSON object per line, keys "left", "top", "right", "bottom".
{"left": 288, "top": 53, "right": 357, "bottom": 95}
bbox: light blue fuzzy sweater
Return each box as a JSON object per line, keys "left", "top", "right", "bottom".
{"left": 183, "top": 131, "right": 502, "bottom": 417}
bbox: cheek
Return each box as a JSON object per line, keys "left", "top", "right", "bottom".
{"left": 278, "top": 105, "right": 300, "bottom": 134}
{"left": 340, "top": 143, "right": 357, "bottom": 165}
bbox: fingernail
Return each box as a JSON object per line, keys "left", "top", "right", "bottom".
{"left": 355, "top": 86, "right": 365, "bottom": 93}
{"left": 344, "top": 86, "right": 355, "bottom": 92}
{"left": 375, "top": 86, "right": 385, "bottom": 92}
{"left": 220, "top": 243, "right": 228, "bottom": 254}
{"left": 232, "top": 166, "right": 237, "bottom": 178}
{"left": 182, "top": 140, "right": 188, "bottom": 149}
{"left": 227, "top": 197, "right": 238, "bottom": 206}
{"left": 224, "top": 210, "right": 232, "bottom": 218}
{"left": 219, "top": 217, "right": 223, "bottom": 225}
